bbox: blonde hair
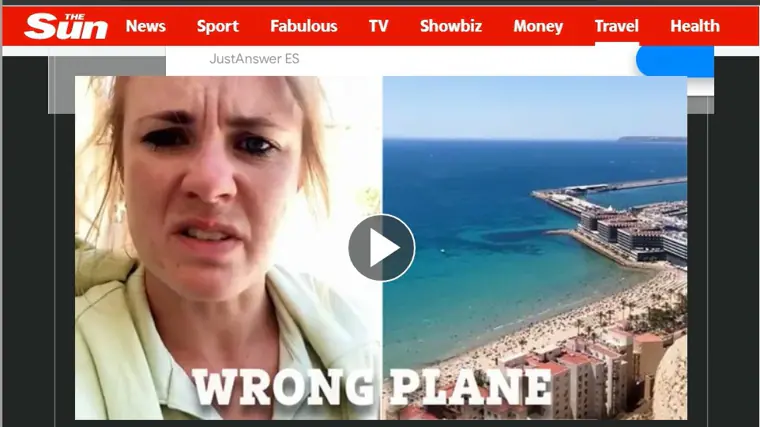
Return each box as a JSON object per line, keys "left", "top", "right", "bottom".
{"left": 75, "top": 76, "right": 330, "bottom": 250}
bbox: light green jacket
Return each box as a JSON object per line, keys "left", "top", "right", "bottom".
{"left": 74, "top": 240, "right": 381, "bottom": 420}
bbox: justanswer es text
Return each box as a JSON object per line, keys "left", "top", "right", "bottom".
{"left": 209, "top": 52, "right": 300, "bottom": 65}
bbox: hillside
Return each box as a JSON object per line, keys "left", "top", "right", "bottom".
{"left": 652, "top": 336, "right": 688, "bottom": 420}
{"left": 618, "top": 136, "right": 687, "bottom": 143}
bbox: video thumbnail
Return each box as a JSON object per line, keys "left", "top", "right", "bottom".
{"left": 74, "top": 76, "right": 382, "bottom": 420}
{"left": 382, "top": 76, "right": 688, "bottom": 421}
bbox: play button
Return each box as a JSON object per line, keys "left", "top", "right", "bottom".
{"left": 370, "top": 229, "right": 399, "bottom": 267}
{"left": 349, "top": 214, "right": 416, "bottom": 282}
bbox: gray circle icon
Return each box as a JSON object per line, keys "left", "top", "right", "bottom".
{"left": 348, "top": 214, "right": 416, "bottom": 282}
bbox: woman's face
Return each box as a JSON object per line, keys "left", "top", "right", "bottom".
{"left": 121, "top": 77, "right": 303, "bottom": 301}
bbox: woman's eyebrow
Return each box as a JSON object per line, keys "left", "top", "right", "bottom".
{"left": 226, "top": 116, "right": 284, "bottom": 131}
{"left": 139, "top": 110, "right": 194, "bottom": 125}
{"left": 137, "top": 111, "right": 285, "bottom": 130}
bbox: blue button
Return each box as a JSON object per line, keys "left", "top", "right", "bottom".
{"left": 636, "top": 46, "right": 714, "bottom": 78}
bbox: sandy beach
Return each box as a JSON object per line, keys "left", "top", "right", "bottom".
{"left": 383, "top": 267, "right": 687, "bottom": 405}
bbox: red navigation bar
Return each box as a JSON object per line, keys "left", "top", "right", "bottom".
{"left": 2, "top": 6, "right": 758, "bottom": 47}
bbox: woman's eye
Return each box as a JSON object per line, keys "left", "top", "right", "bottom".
{"left": 141, "top": 128, "right": 188, "bottom": 148}
{"left": 235, "top": 134, "right": 276, "bottom": 156}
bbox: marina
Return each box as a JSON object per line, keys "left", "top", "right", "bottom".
{"left": 532, "top": 178, "right": 688, "bottom": 269}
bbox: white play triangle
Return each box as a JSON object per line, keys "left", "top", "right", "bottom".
{"left": 370, "top": 228, "right": 400, "bottom": 267}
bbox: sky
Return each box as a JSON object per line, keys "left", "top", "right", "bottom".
{"left": 383, "top": 76, "right": 687, "bottom": 140}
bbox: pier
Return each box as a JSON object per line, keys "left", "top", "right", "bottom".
{"left": 536, "top": 176, "right": 687, "bottom": 197}
{"left": 587, "top": 176, "right": 687, "bottom": 193}
{"left": 531, "top": 192, "right": 588, "bottom": 217}
{"left": 533, "top": 177, "right": 688, "bottom": 270}
{"left": 531, "top": 176, "right": 686, "bottom": 196}
{"left": 531, "top": 176, "right": 687, "bottom": 218}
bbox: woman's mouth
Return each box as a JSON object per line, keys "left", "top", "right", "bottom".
{"left": 182, "top": 227, "right": 232, "bottom": 241}
{"left": 172, "top": 220, "right": 243, "bottom": 258}
{"left": 175, "top": 227, "right": 241, "bottom": 259}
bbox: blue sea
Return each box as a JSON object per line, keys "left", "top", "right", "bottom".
{"left": 382, "top": 140, "right": 687, "bottom": 374}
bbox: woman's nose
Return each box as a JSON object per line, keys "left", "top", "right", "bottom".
{"left": 180, "top": 137, "right": 237, "bottom": 204}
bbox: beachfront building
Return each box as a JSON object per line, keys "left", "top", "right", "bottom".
{"left": 432, "top": 385, "right": 490, "bottom": 420}
{"left": 616, "top": 229, "right": 666, "bottom": 262}
{"left": 501, "top": 353, "right": 529, "bottom": 368}
{"left": 618, "top": 228, "right": 662, "bottom": 251}
{"left": 617, "top": 228, "right": 663, "bottom": 250}
{"left": 586, "top": 343, "right": 630, "bottom": 417}
{"left": 662, "top": 232, "right": 688, "bottom": 266}
{"left": 528, "top": 347, "right": 572, "bottom": 419}
{"left": 580, "top": 212, "right": 597, "bottom": 231}
{"left": 528, "top": 345, "right": 572, "bottom": 419}
{"left": 597, "top": 218, "right": 638, "bottom": 243}
{"left": 580, "top": 211, "right": 620, "bottom": 231}
{"left": 524, "top": 362, "right": 572, "bottom": 419}
{"left": 602, "top": 327, "right": 634, "bottom": 349}
{"left": 557, "top": 352, "right": 607, "bottom": 419}
{"left": 633, "top": 333, "right": 667, "bottom": 382}
{"left": 486, "top": 355, "right": 531, "bottom": 420}
{"left": 500, "top": 353, "right": 530, "bottom": 402}
{"left": 580, "top": 212, "right": 609, "bottom": 231}
{"left": 603, "top": 328, "right": 635, "bottom": 399}
{"left": 533, "top": 345, "right": 564, "bottom": 362}
{"left": 500, "top": 351, "right": 572, "bottom": 420}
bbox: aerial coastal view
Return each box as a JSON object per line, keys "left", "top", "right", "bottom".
{"left": 381, "top": 77, "right": 688, "bottom": 420}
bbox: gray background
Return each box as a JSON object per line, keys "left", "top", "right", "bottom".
{"left": 47, "top": 56, "right": 714, "bottom": 115}
{"left": 687, "top": 96, "right": 714, "bottom": 115}
{"left": 48, "top": 57, "right": 166, "bottom": 114}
